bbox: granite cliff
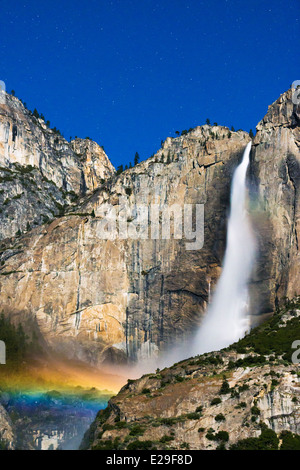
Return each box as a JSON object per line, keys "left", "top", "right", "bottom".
{"left": 250, "top": 88, "right": 300, "bottom": 318}
{"left": 0, "top": 92, "right": 115, "bottom": 240}
{"left": 0, "top": 88, "right": 299, "bottom": 366}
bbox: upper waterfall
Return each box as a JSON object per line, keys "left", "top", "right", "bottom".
{"left": 191, "top": 141, "right": 256, "bottom": 355}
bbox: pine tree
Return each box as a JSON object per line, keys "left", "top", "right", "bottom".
{"left": 134, "top": 152, "right": 140, "bottom": 166}
{"left": 33, "top": 108, "right": 39, "bottom": 119}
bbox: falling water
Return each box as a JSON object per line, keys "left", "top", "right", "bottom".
{"left": 137, "top": 142, "right": 256, "bottom": 373}
{"left": 191, "top": 141, "right": 255, "bottom": 355}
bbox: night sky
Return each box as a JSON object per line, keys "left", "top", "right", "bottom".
{"left": 1, "top": 0, "right": 299, "bottom": 168}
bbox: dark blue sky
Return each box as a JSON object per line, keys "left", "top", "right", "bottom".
{"left": 1, "top": 0, "right": 299, "bottom": 168}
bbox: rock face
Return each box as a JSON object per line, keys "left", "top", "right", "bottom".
{"left": 0, "top": 92, "right": 115, "bottom": 239}
{"left": 250, "top": 88, "right": 300, "bottom": 318}
{"left": 0, "top": 404, "right": 15, "bottom": 450}
{"left": 0, "top": 88, "right": 298, "bottom": 366}
{"left": 83, "top": 305, "right": 300, "bottom": 450}
{"left": 0, "top": 123, "right": 250, "bottom": 364}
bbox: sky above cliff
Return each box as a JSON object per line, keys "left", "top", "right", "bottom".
{"left": 0, "top": 0, "right": 299, "bottom": 168}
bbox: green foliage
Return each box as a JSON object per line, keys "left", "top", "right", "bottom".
{"left": 215, "top": 413, "right": 226, "bottom": 422}
{"left": 219, "top": 379, "right": 230, "bottom": 395}
{"left": 180, "top": 442, "right": 190, "bottom": 449}
{"left": 215, "top": 431, "right": 229, "bottom": 442}
{"left": 134, "top": 152, "right": 140, "bottom": 166}
{"left": 129, "top": 425, "right": 145, "bottom": 436}
{"left": 175, "top": 375, "right": 185, "bottom": 382}
{"left": 142, "top": 388, "right": 151, "bottom": 394}
{"left": 235, "top": 402, "right": 247, "bottom": 409}
{"left": 0, "top": 439, "right": 9, "bottom": 450}
{"left": 229, "top": 355, "right": 266, "bottom": 369}
{"left": 116, "top": 165, "right": 124, "bottom": 175}
{"left": 195, "top": 355, "right": 223, "bottom": 367}
{"left": 251, "top": 406, "right": 260, "bottom": 416}
{"left": 127, "top": 440, "right": 155, "bottom": 450}
{"left": 211, "top": 397, "right": 222, "bottom": 406}
{"left": 160, "top": 435, "right": 174, "bottom": 443}
{"left": 230, "top": 297, "right": 300, "bottom": 362}
{"left": 186, "top": 412, "right": 201, "bottom": 420}
{"left": 206, "top": 430, "right": 229, "bottom": 442}
{"left": 115, "top": 421, "right": 128, "bottom": 429}
{"left": 32, "top": 108, "right": 40, "bottom": 119}
{"left": 280, "top": 431, "right": 300, "bottom": 450}
{"left": 230, "top": 428, "right": 279, "bottom": 450}
{"left": 92, "top": 438, "right": 120, "bottom": 450}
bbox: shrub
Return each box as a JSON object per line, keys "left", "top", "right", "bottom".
{"left": 215, "top": 414, "right": 226, "bottom": 422}
{"left": 129, "top": 425, "right": 145, "bottom": 436}
{"left": 215, "top": 431, "right": 229, "bottom": 442}
{"left": 211, "top": 397, "right": 222, "bottom": 406}
{"left": 115, "top": 421, "right": 128, "bottom": 429}
{"left": 251, "top": 406, "right": 260, "bottom": 416}
{"left": 186, "top": 412, "right": 201, "bottom": 420}
{"left": 230, "top": 428, "right": 279, "bottom": 450}
{"left": 280, "top": 431, "right": 300, "bottom": 450}
{"left": 127, "top": 440, "right": 155, "bottom": 450}
{"left": 175, "top": 375, "right": 185, "bottom": 382}
{"left": 160, "top": 435, "right": 174, "bottom": 443}
{"left": 219, "top": 380, "right": 230, "bottom": 395}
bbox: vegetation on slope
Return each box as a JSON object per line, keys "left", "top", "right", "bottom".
{"left": 83, "top": 297, "right": 300, "bottom": 450}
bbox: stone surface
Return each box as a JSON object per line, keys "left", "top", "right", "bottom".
{"left": 83, "top": 307, "right": 300, "bottom": 450}
{"left": 0, "top": 93, "right": 115, "bottom": 239}
{"left": 249, "top": 88, "right": 300, "bottom": 318}
{"left": 0, "top": 403, "right": 15, "bottom": 449}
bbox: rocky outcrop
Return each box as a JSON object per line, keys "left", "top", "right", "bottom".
{"left": 250, "top": 88, "right": 300, "bottom": 318}
{"left": 0, "top": 92, "right": 115, "bottom": 239}
{"left": 83, "top": 305, "right": 300, "bottom": 450}
{"left": 0, "top": 403, "right": 15, "bottom": 450}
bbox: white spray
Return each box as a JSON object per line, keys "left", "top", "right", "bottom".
{"left": 191, "top": 141, "right": 255, "bottom": 355}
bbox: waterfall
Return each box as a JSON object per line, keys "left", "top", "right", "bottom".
{"left": 191, "top": 141, "right": 255, "bottom": 355}
{"left": 138, "top": 142, "right": 256, "bottom": 373}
